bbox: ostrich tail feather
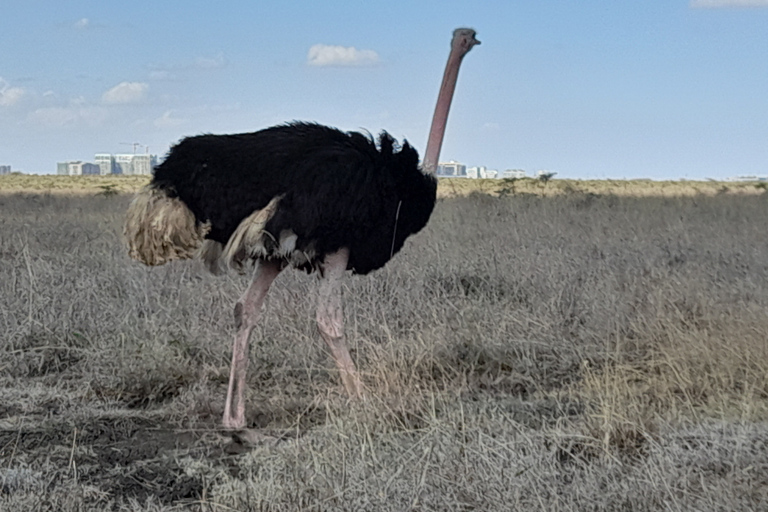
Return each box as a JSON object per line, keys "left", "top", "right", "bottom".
{"left": 124, "top": 185, "right": 209, "bottom": 266}
{"left": 220, "top": 195, "right": 282, "bottom": 271}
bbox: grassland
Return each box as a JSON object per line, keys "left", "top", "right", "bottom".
{"left": 0, "top": 174, "right": 151, "bottom": 195}
{"left": 1, "top": 177, "right": 767, "bottom": 510}
{"left": 1, "top": 173, "right": 766, "bottom": 197}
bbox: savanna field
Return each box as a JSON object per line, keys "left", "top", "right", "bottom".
{"left": 1, "top": 175, "right": 767, "bottom": 511}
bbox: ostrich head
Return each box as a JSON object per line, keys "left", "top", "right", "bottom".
{"left": 422, "top": 28, "right": 480, "bottom": 175}
{"left": 451, "top": 28, "right": 481, "bottom": 57}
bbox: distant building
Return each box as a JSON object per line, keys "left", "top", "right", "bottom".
{"left": 94, "top": 153, "right": 157, "bottom": 175}
{"left": 56, "top": 161, "right": 101, "bottom": 175}
{"left": 129, "top": 154, "right": 156, "bottom": 175}
{"left": 437, "top": 160, "right": 467, "bottom": 177}
{"left": 466, "top": 166, "right": 484, "bottom": 179}
{"left": 111, "top": 153, "right": 157, "bottom": 175}
{"left": 114, "top": 154, "right": 133, "bottom": 175}
{"left": 56, "top": 152, "right": 157, "bottom": 176}
{"left": 82, "top": 163, "right": 101, "bottom": 175}
{"left": 466, "top": 166, "right": 501, "bottom": 179}
{"left": 95, "top": 154, "right": 115, "bottom": 175}
{"left": 726, "top": 175, "right": 768, "bottom": 182}
{"left": 0, "top": 165, "right": 10, "bottom": 175}
{"left": 502, "top": 169, "right": 526, "bottom": 179}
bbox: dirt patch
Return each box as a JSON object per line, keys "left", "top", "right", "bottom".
{"left": 246, "top": 399, "right": 327, "bottom": 430}
{"left": 92, "top": 436, "right": 204, "bottom": 505}
{"left": 1, "top": 417, "right": 217, "bottom": 505}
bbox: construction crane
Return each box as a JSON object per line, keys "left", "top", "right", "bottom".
{"left": 120, "top": 142, "right": 149, "bottom": 154}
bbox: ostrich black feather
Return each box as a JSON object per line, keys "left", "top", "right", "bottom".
{"left": 150, "top": 122, "right": 437, "bottom": 275}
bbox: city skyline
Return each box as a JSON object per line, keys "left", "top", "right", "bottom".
{"left": 56, "top": 152, "right": 158, "bottom": 175}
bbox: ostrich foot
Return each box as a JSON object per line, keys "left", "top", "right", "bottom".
{"left": 224, "top": 429, "right": 280, "bottom": 454}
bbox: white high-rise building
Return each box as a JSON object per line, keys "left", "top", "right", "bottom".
{"left": 112, "top": 153, "right": 157, "bottom": 175}
{"left": 467, "top": 166, "right": 496, "bottom": 179}
{"left": 95, "top": 154, "right": 115, "bottom": 175}
{"left": 56, "top": 161, "right": 101, "bottom": 175}
{"left": 114, "top": 154, "right": 134, "bottom": 175}
{"left": 130, "top": 154, "right": 155, "bottom": 175}
{"left": 437, "top": 161, "right": 467, "bottom": 177}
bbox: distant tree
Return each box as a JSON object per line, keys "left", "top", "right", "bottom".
{"left": 537, "top": 171, "right": 557, "bottom": 185}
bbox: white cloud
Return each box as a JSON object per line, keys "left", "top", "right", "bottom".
{"left": 102, "top": 82, "right": 149, "bottom": 104}
{"left": 307, "top": 44, "right": 380, "bottom": 67}
{"left": 195, "top": 53, "right": 228, "bottom": 69}
{"left": 0, "top": 78, "right": 25, "bottom": 107}
{"left": 147, "top": 54, "right": 227, "bottom": 81}
{"left": 67, "top": 17, "right": 107, "bottom": 31}
{"left": 154, "top": 110, "right": 185, "bottom": 128}
{"left": 29, "top": 104, "right": 109, "bottom": 128}
{"left": 29, "top": 107, "right": 77, "bottom": 126}
{"left": 149, "top": 69, "right": 176, "bottom": 81}
{"left": 691, "top": 0, "right": 768, "bottom": 7}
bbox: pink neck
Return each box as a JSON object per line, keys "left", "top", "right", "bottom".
{"left": 422, "top": 51, "right": 465, "bottom": 175}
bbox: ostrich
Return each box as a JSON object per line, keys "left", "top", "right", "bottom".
{"left": 125, "top": 28, "right": 479, "bottom": 430}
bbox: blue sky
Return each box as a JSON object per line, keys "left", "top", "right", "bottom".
{"left": 1, "top": 0, "right": 766, "bottom": 179}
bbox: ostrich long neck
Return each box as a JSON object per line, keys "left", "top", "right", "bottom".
{"left": 423, "top": 29, "right": 479, "bottom": 175}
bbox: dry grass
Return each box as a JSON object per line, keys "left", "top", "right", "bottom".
{"left": 0, "top": 174, "right": 151, "bottom": 195}
{"left": 2, "top": 173, "right": 765, "bottom": 197}
{"left": 1, "top": 184, "right": 767, "bottom": 510}
{"left": 440, "top": 176, "right": 766, "bottom": 198}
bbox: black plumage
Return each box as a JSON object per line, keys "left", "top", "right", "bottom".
{"left": 151, "top": 122, "right": 437, "bottom": 275}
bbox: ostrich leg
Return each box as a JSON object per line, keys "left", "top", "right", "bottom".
{"left": 223, "top": 259, "right": 282, "bottom": 430}
{"left": 317, "top": 248, "right": 363, "bottom": 397}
